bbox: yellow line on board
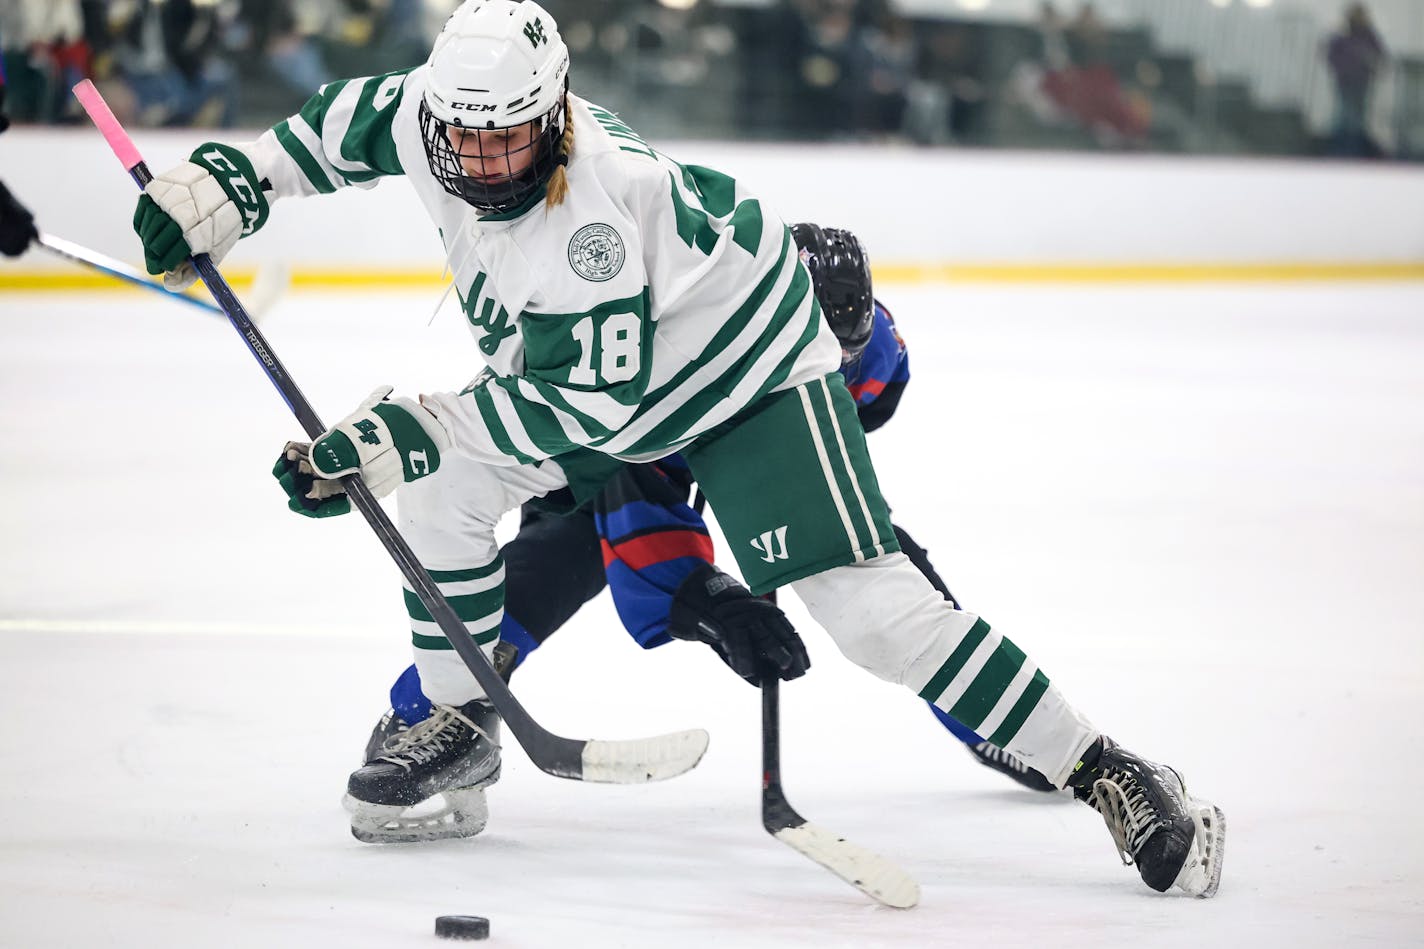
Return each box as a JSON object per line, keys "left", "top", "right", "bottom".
{"left": 0, "top": 270, "right": 268, "bottom": 292}
{"left": 3, "top": 261, "right": 1422, "bottom": 292}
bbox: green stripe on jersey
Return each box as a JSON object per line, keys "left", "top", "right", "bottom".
{"left": 471, "top": 385, "right": 539, "bottom": 465}
{"left": 601, "top": 230, "right": 790, "bottom": 439}
{"left": 273, "top": 121, "right": 337, "bottom": 194}
{"left": 345, "top": 71, "right": 408, "bottom": 176}
{"left": 273, "top": 70, "right": 409, "bottom": 193}
{"left": 680, "top": 164, "right": 736, "bottom": 216}
{"left": 606, "top": 233, "right": 814, "bottom": 457}
{"left": 504, "top": 395, "right": 579, "bottom": 458}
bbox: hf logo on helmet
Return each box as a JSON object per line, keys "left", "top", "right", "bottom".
{"left": 523, "top": 18, "right": 547, "bottom": 48}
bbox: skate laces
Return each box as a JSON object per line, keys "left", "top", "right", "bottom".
{"left": 1088, "top": 768, "right": 1167, "bottom": 867}
{"left": 377, "top": 704, "right": 494, "bottom": 771}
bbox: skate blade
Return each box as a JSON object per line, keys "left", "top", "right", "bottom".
{"left": 342, "top": 787, "right": 489, "bottom": 844}
{"left": 1173, "top": 802, "right": 1225, "bottom": 898}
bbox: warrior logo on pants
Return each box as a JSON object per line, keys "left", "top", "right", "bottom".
{"left": 750, "top": 525, "right": 789, "bottom": 564}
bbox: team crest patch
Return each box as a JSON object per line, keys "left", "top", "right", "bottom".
{"left": 568, "top": 223, "right": 625, "bottom": 282}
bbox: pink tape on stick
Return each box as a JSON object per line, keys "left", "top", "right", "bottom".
{"left": 72, "top": 79, "right": 144, "bottom": 173}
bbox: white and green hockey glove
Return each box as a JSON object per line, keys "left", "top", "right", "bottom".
{"left": 273, "top": 387, "right": 450, "bottom": 518}
{"left": 133, "top": 142, "right": 269, "bottom": 291}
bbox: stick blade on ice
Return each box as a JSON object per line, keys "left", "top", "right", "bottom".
{"left": 579, "top": 728, "right": 710, "bottom": 783}
{"left": 773, "top": 821, "right": 921, "bottom": 908}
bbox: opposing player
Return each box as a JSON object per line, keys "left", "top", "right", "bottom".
{"left": 350, "top": 221, "right": 1055, "bottom": 811}
{"left": 133, "top": 0, "right": 1223, "bottom": 896}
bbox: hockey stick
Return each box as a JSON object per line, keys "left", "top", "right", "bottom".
{"left": 762, "top": 675, "right": 920, "bottom": 907}
{"left": 73, "top": 79, "right": 708, "bottom": 785}
{"left": 35, "top": 231, "right": 289, "bottom": 321}
{"left": 691, "top": 492, "right": 916, "bottom": 903}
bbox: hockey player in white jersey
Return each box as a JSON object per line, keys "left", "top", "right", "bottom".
{"left": 132, "top": 0, "right": 1223, "bottom": 897}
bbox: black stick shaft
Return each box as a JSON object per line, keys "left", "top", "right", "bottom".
{"left": 762, "top": 675, "right": 781, "bottom": 793}
{"left": 761, "top": 674, "right": 804, "bottom": 832}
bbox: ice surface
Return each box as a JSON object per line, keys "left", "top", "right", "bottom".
{"left": 1, "top": 282, "right": 1421, "bottom": 948}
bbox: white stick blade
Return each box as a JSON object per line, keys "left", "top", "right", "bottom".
{"left": 774, "top": 822, "right": 920, "bottom": 908}
{"left": 579, "top": 728, "right": 710, "bottom": 783}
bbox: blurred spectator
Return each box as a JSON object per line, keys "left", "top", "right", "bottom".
{"left": 106, "top": 0, "right": 240, "bottom": 127}
{"left": 1066, "top": 1, "right": 1107, "bottom": 69}
{"left": 0, "top": 0, "right": 88, "bottom": 123}
{"left": 739, "top": 0, "right": 812, "bottom": 135}
{"left": 379, "top": 0, "right": 437, "bottom": 66}
{"left": 846, "top": 10, "right": 914, "bottom": 138}
{"left": 239, "top": 0, "right": 332, "bottom": 98}
{"left": 917, "top": 23, "right": 987, "bottom": 144}
{"left": 1015, "top": 1, "right": 1149, "bottom": 147}
{"left": 1325, "top": 2, "right": 1387, "bottom": 158}
{"left": 798, "top": 0, "right": 858, "bottom": 137}
{"left": 1008, "top": 2, "right": 1071, "bottom": 127}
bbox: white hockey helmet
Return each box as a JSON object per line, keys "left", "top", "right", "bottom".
{"left": 423, "top": 0, "right": 569, "bottom": 129}
{"left": 419, "top": 0, "right": 572, "bottom": 213}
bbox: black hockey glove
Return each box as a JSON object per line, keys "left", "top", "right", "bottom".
{"left": 668, "top": 562, "right": 810, "bottom": 686}
{"left": 0, "top": 180, "right": 38, "bottom": 257}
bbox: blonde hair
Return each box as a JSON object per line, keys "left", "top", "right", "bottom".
{"left": 544, "top": 106, "right": 574, "bottom": 209}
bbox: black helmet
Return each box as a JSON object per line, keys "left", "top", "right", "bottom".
{"left": 791, "top": 223, "right": 874, "bottom": 362}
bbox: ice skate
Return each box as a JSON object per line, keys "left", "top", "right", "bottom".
{"left": 343, "top": 699, "right": 502, "bottom": 844}
{"left": 966, "top": 740, "right": 1057, "bottom": 792}
{"left": 1067, "top": 737, "right": 1225, "bottom": 897}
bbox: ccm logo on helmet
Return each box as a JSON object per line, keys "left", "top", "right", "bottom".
{"left": 450, "top": 102, "right": 498, "bottom": 112}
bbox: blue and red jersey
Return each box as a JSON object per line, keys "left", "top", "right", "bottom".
{"left": 844, "top": 302, "right": 910, "bottom": 431}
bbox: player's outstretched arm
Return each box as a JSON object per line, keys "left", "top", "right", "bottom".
{"left": 131, "top": 68, "right": 415, "bottom": 292}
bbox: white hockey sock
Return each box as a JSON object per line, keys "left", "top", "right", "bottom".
{"left": 793, "top": 553, "right": 1098, "bottom": 787}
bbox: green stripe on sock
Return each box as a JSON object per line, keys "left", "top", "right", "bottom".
{"left": 404, "top": 587, "right": 502, "bottom": 625}
{"left": 426, "top": 559, "right": 503, "bottom": 584}
{"left": 917, "top": 618, "right": 991, "bottom": 702}
{"left": 948, "top": 637, "right": 1028, "bottom": 731}
{"left": 411, "top": 627, "right": 501, "bottom": 651}
{"left": 986, "top": 670, "right": 1051, "bottom": 747}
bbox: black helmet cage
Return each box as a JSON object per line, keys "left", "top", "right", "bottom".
{"left": 791, "top": 223, "right": 875, "bottom": 363}
{"left": 420, "top": 88, "right": 568, "bottom": 215}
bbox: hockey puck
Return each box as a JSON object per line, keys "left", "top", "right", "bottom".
{"left": 435, "top": 915, "right": 489, "bottom": 940}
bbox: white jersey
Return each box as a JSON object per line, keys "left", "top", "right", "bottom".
{"left": 243, "top": 68, "right": 840, "bottom": 465}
